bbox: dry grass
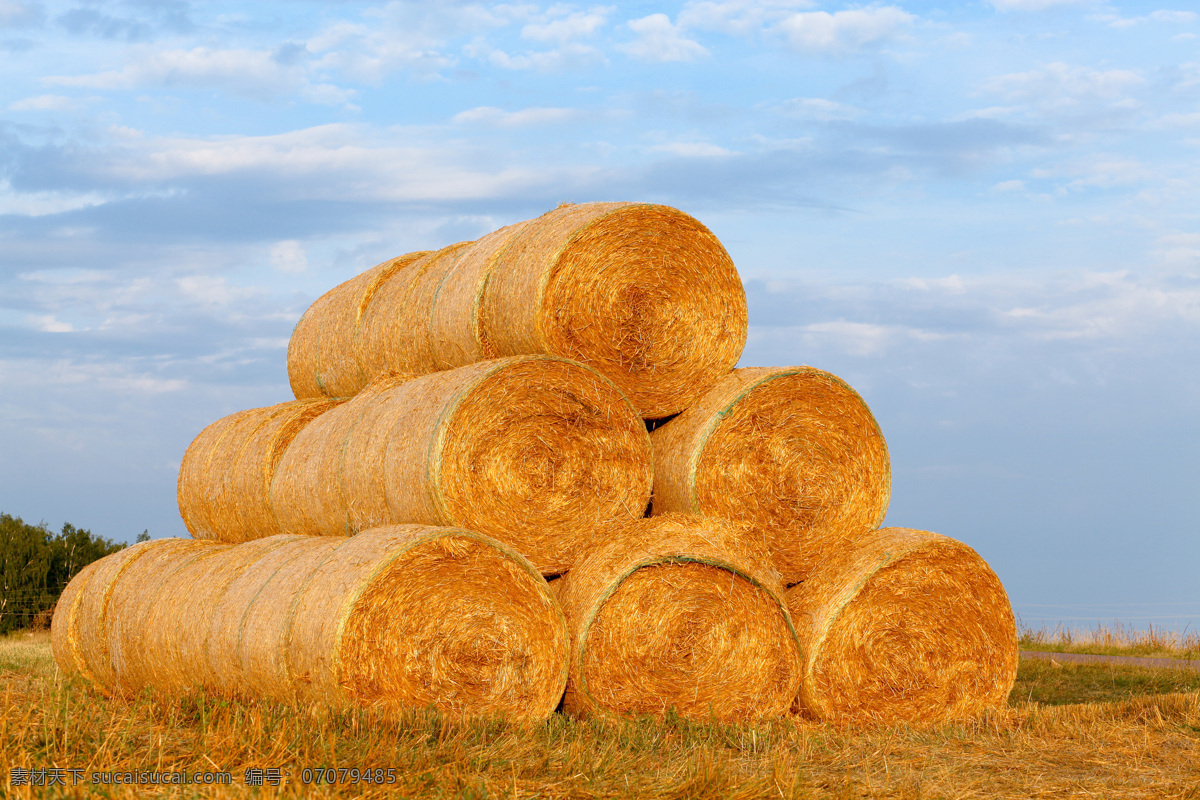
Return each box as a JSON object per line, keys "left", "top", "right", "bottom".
{"left": 1021, "top": 620, "right": 1200, "bottom": 661}
{"left": 4, "top": 631, "right": 1200, "bottom": 798}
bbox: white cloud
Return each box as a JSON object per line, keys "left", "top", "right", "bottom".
{"left": 175, "top": 275, "right": 261, "bottom": 308}
{"left": 649, "top": 141, "right": 733, "bottom": 157}
{"left": 987, "top": 0, "right": 1089, "bottom": 10}
{"left": 678, "top": 0, "right": 816, "bottom": 36}
{"left": 992, "top": 179, "right": 1027, "bottom": 192}
{"left": 45, "top": 47, "right": 307, "bottom": 99}
{"left": 0, "top": 0, "right": 42, "bottom": 26}
{"left": 452, "top": 105, "right": 582, "bottom": 126}
{"left": 774, "top": 96, "right": 862, "bottom": 120}
{"left": 521, "top": 7, "right": 611, "bottom": 43}
{"left": 28, "top": 314, "right": 75, "bottom": 333}
{"left": 9, "top": 94, "right": 86, "bottom": 111}
{"left": 982, "top": 62, "right": 1144, "bottom": 114}
{"left": 270, "top": 241, "right": 308, "bottom": 274}
{"left": 480, "top": 41, "right": 607, "bottom": 71}
{"left": 773, "top": 6, "right": 914, "bottom": 55}
{"left": 620, "top": 14, "right": 709, "bottom": 62}
{"left": 1149, "top": 10, "right": 1198, "bottom": 24}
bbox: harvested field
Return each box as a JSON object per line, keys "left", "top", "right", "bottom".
{"left": 5, "top": 629, "right": 1199, "bottom": 799}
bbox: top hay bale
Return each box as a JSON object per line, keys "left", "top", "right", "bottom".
{"left": 650, "top": 366, "right": 891, "bottom": 585}
{"left": 287, "top": 202, "right": 748, "bottom": 419}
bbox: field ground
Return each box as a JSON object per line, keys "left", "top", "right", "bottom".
{"left": 1019, "top": 622, "right": 1200, "bottom": 662}
{"left": 2, "top": 631, "right": 1198, "bottom": 799}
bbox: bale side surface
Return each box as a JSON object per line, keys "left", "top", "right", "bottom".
{"left": 170, "top": 535, "right": 308, "bottom": 691}
{"left": 287, "top": 252, "right": 428, "bottom": 399}
{"left": 72, "top": 540, "right": 172, "bottom": 692}
{"left": 275, "top": 356, "right": 652, "bottom": 575}
{"left": 286, "top": 525, "right": 568, "bottom": 720}
{"left": 177, "top": 407, "right": 265, "bottom": 538}
{"left": 430, "top": 220, "right": 533, "bottom": 368}
{"left": 205, "top": 536, "right": 338, "bottom": 693}
{"left": 105, "top": 538, "right": 218, "bottom": 694}
{"left": 482, "top": 202, "right": 748, "bottom": 418}
{"left": 785, "top": 527, "right": 1019, "bottom": 726}
{"left": 115, "top": 541, "right": 230, "bottom": 693}
{"left": 556, "top": 513, "right": 800, "bottom": 721}
{"left": 271, "top": 376, "right": 407, "bottom": 538}
{"left": 356, "top": 243, "right": 474, "bottom": 378}
{"left": 50, "top": 558, "right": 104, "bottom": 681}
{"left": 651, "top": 366, "right": 891, "bottom": 584}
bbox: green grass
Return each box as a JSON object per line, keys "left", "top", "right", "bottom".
{"left": 1013, "top": 657, "right": 1200, "bottom": 706}
{"left": 1019, "top": 621, "right": 1200, "bottom": 660}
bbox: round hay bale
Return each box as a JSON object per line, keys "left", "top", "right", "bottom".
{"left": 178, "top": 399, "right": 341, "bottom": 541}
{"left": 67, "top": 539, "right": 176, "bottom": 692}
{"left": 287, "top": 252, "right": 430, "bottom": 399}
{"left": 785, "top": 527, "right": 1019, "bottom": 726}
{"left": 50, "top": 558, "right": 105, "bottom": 680}
{"left": 272, "top": 356, "right": 652, "bottom": 574}
{"left": 554, "top": 514, "right": 801, "bottom": 721}
{"left": 357, "top": 242, "right": 475, "bottom": 377}
{"left": 167, "top": 535, "right": 306, "bottom": 691}
{"left": 105, "top": 538, "right": 219, "bottom": 694}
{"left": 430, "top": 220, "right": 533, "bottom": 367}
{"left": 205, "top": 535, "right": 339, "bottom": 693}
{"left": 481, "top": 202, "right": 748, "bottom": 418}
{"left": 243, "top": 525, "right": 568, "bottom": 720}
{"left": 650, "top": 366, "right": 891, "bottom": 585}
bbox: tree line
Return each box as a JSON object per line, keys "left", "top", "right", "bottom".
{"left": 0, "top": 512, "right": 139, "bottom": 635}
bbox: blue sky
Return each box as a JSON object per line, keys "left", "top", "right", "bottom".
{"left": 2, "top": 0, "right": 1198, "bottom": 631}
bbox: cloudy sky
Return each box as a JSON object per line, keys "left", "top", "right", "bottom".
{"left": 2, "top": 0, "right": 1198, "bottom": 630}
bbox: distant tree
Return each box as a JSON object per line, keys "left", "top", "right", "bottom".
{"left": 0, "top": 512, "right": 126, "bottom": 635}
{"left": 136, "top": 530, "right": 151, "bottom": 543}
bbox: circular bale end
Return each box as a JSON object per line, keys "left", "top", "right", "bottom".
{"left": 651, "top": 366, "right": 891, "bottom": 584}
{"left": 556, "top": 514, "right": 801, "bottom": 722}
{"left": 338, "top": 529, "right": 568, "bottom": 720}
{"left": 436, "top": 356, "right": 653, "bottom": 574}
{"left": 786, "top": 527, "right": 1019, "bottom": 726}
{"left": 485, "top": 203, "right": 748, "bottom": 419}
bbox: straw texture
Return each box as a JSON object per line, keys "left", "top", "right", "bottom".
{"left": 272, "top": 356, "right": 652, "bottom": 574}
{"left": 481, "top": 202, "right": 747, "bottom": 418}
{"left": 554, "top": 514, "right": 802, "bottom": 721}
{"left": 107, "top": 539, "right": 224, "bottom": 694}
{"left": 178, "top": 399, "right": 341, "bottom": 542}
{"left": 284, "top": 203, "right": 746, "bottom": 418}
{"left": 49, "top": 557, "right": 104, "bottom": 682}
{"left": 785, "top": 527, "right": 1019, "bottom": 726}
{"left": 650, "top": 366, "right": 891, "bottom": 584}
{"left": 62, "top": 540, "right": 166, "bottom": 691}
{"left": 51, "top": 529, "right": 568, "bottom": 720}
{"left": 429, "top": 220, "right": 533, "bottom": 367}
{"left": 288, "top": 252, "right": 429, "bottom": 399}
{"left": 357, "top": 243, "right": 475, "bottom": 378}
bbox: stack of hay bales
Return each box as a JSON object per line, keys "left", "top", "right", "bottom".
{"left": 53, "top": 201, "right": 1017, "bottom": 727}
